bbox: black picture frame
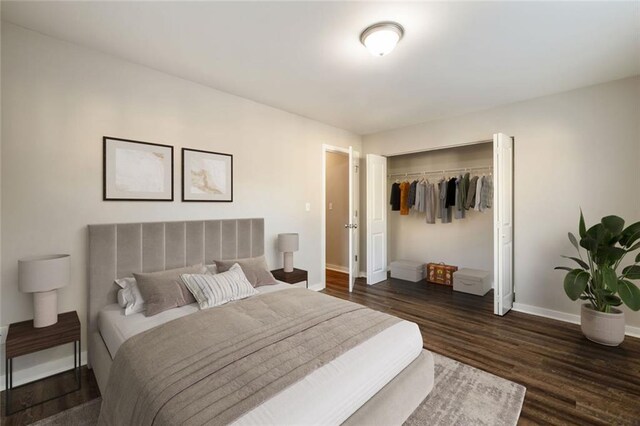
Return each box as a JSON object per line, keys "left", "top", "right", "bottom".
{"left": 181, "top": 148, "right": 233, "bottom": 202}
{"left": 103, "top": 136, "right": 174, "bottom": 201}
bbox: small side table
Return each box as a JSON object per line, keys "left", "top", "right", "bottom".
{"left": 272, "top": 268, "right": 308, "bottom": 289}
{"left": 5, "top": 311, "right": 81, "bottom": 415}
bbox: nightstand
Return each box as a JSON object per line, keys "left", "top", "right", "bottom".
{"left": 4, "top": 311, "right": 81, "bottom": 415}
{"left": 271, "top": 268, "right": 308, "bottom": 289}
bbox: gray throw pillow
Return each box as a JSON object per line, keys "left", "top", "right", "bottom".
{"left": 134, "top": 264, "right": 205, "bottom": 316}
{"left": 214, "top": 255, "right": 277, "bottom": 287}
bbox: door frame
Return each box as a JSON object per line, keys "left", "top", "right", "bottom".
{"left": 321, "top": 144, "right": 360, "bottom": 291}
{"left": 366, "top": 136, "right": 513, "bottom": 315}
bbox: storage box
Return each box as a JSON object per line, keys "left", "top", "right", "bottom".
{"left": 426, "top": 263, "right": 458, "bottom": 286}
{"left": 390, "top": 260, "right": 425, "bottom": 282}
{"left": 453, "top": 268, "right": 492, "bottom": 296}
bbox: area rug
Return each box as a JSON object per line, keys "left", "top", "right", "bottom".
{"left": 31, "top": 353, "right": 525, "bottom": 426}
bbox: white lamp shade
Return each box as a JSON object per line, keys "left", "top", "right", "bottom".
{"left": 278, "top": 233, "right": 299, "bottom": 253}
{"left": 19, "top": 254, "right": 70, "bottom": 293}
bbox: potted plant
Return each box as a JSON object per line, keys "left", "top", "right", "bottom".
{"left": 555, "top": 211, "right": 640, "bottom": 346}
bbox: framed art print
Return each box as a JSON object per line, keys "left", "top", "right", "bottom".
{"left": 103, "top": 137, "right": 174, "bottom": 201}
{"left": 182, "top": 148, "right": 233, "bottom": 202}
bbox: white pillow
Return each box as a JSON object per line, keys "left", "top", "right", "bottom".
{"left": 114, "top": 277, "right": 145, "bottom": 316}
{"left": 181, "top": 263, "right": 258, "bottom": 310}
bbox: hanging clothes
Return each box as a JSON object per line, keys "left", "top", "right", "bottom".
{"left": 425, "top": 182, "right": 437, "bottom": 224}
{"left": 415, "top": 180, "right": 426, "bottom": 212}
{"left": 460, "top": 172, "right": 470, "bottom": 208}
{"left": 408, "top": 180, "right": 418, "bottom": 209}
{"left": 390, "top": 182, "right": 401, "bottom": 211}
{"left": 439, "top": 179, "right": 452, "bottom": 223}
{"left": 481, "top": 175, "right": 493, "bottom": 210}
{"left": 465, "top": 175, "right": 479, "bottom": 210}
{"left": 435, "top": 180, "right": 441, "bottom": 219}
{"left": 400, "top": 181, "right": 410, "bottom": 215}
{"left": 474, "top": 176, "right": 484, "bottom": 211}
{"left": 455, "top": 175, "right": 465, "bottom": 219}
{"left": 445, "top": 177, "right": 457, "bottom": 208}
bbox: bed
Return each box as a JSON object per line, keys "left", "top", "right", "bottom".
{"left": 88, "top": 218, "right": 434, "bottom": 425}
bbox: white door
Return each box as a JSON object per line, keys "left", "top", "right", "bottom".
{"left": 494, "top": 133, "right": 514, "bottom": 315}
{"left": 347, "top": 148, "right": 360, "bottom": 292}
{"left": 366, "top": 154, "right": 388, "bottom": 284}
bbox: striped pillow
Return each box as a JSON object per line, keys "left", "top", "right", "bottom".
{"left": 181, "top": 263, "right": 258, "bottom": 309}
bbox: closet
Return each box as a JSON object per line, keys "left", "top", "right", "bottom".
{"left": 387, "top": 142, "right": 495, "bottom": 291}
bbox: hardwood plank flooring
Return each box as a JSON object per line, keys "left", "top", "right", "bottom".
{"left": 2, "top": 272, "right": 638, "bottom": 425}
{"left": 1, "top": 366, "right": 100, "bottom": 426}
{"left": 325, "top": 270, "right": 640, "bottom": 425}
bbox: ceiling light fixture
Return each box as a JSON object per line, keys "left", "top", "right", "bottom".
{"left": 360, "top": 21, "right": 404, "bottom": 57}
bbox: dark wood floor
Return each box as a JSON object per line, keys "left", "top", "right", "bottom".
{"left": 325, "top": 270, "right": 640, "bottom": 425}
{"left": 2, "top": 272, "right": 638, "bottom": 425}
{"left": 0, "top": 366, "right": 100, "bottom": 426}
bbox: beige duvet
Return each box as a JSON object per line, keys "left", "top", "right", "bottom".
{"left": 98, "top": 288, "right": 401, "bottom": 426}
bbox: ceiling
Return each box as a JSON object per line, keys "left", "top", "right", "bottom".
{"left": 2, "top": 1, "right": 639, "bottom": 135}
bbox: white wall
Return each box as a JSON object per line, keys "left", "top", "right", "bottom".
{"left": 325, "top": 151, "right": 349, "bottom": 270}
{"left": 0, "top": 23, "right": 360, "bottom": 384}
{"left": 388, "top": 143, "right": 493, "bottom": 278}
{"left": 363, "top": 76, "right": 640, "bottom": 328}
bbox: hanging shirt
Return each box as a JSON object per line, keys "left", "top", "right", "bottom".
{"left": 400, "top": 181, "right": 410, "bottom": 215}
{"left": 425, "top": 182, "right": 437, "bottom": 224}
{"left": 435, "top": 180, "right": 441, "bottom": 219}
{"left": 481, "top": 175, "right": 493, "bottom": 209}
{"left": 465, "top": 176, "right": 479, "bottom": 210}
{"left": 460, "top": 172, "right": 470, "bottom": 208}
{"left": 445, "top": 177, "right": 457, "bottom": 208}
{"left": 474, "top": 176, "right": 484, "bottom": 211}
{"left": 439, "top": 179, "right": 452, "bottom": 223}
{"left": 415, "top": 181, "right": 426, "bottom": 212}
{"left": 455, "top": 175, "right": 465, "bottom": 219}
{"left": 390, "top": 182, "right": 401, "bottom": 211}
{"left": 408, "top": 180, "right": 418, "bottom": 208}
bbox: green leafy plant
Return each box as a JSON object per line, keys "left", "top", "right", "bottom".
{"left": 555, "top": 211, "right": 640, "bottom": 313}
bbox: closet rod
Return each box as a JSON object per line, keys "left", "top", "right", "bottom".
{"left": 387, "top": 165, "right": 492, "bottom": 179}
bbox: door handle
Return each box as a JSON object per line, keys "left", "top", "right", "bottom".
{"left": 344, "top": 224, "right": 359, "bottom": 229}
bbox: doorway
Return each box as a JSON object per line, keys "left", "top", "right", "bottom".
{"left": 325, "top": 151, "right": 350, "bottom": 289}
{"left": 321, "top": 144, "right": 360, "bottom": 292}
{"left": 365, "top": 133, "right": 514, "bottom": 316}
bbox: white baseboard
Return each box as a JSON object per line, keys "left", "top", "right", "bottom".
{"left": 359, "top": 271, "right": 367, "bottom": 278}
{"left": 0, "top": 349, "right": 88, "bottom": 391}
{"left": 512, "top": 303, "right": 640, "bottom": 338}
{"left": 326, "top": 264, "right": 349, "bottom": 274}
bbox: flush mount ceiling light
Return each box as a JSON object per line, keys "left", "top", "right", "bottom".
{"left": 360, "top": 21, "right": 404, "bottom": 57}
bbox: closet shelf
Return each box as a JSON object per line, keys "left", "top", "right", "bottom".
{"left": 387, "top": 165, "right": 493, "bottom": 180}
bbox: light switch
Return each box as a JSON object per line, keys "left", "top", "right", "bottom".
{"left": 305, "top": 202, "right": 311, "bottom": 211}
{"left": 329, "top": 202, "right": 333, "bottom": 210}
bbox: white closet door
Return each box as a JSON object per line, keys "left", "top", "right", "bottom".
{"left": 494, "top": 133, "right": 514, "bottom": 315}
{"left": 348, "top": 148, "right": 360, "bottom": 292}
{"left": 366, "top": 154, "right": 388, "bottom": 284}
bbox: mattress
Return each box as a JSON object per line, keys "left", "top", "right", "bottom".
{"left": 98, "top": 282, "right": 423, "bottom": 425}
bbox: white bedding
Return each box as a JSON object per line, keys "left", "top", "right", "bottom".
{"left": 98, "top": 282, "right": 423, "bottom": 425}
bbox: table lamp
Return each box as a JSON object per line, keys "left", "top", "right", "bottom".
{"left": 18, "top": 254, "right": 70, "bottom": 328}
{"left": 278, "top": 233, "right": 299, "bottom": 273}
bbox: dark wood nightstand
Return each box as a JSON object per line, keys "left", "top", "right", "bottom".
{"left": 271, "top": 268, "right": 308, "bottom": 289}
{"left": 4, "top": 311, "right": 81, "bottom": 415}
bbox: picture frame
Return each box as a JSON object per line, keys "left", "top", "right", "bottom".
{"left": 182, "top": 148, "right": 233, "bottom": 202}
{"left": 103, "top": 137, "right": 174, "bottom": 201}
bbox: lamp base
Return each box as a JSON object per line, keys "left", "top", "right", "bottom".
{"left": 283, "top": 252, "right": 294, "bottom": 273}
{"left": 33, "top": 290, "right": 58, "bottom": 328}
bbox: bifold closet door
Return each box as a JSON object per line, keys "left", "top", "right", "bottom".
{"left": 494, "top": 133, "right": 514, "bottom": 315}
{"left": 366, "top": 154, "right": 388, "bottom": 285}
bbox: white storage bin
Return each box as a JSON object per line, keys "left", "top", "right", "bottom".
{"left": 453, "top": 268, "right": 491, "bottom": 296}
{"left": 390, "top": 260, "right": 425, "bottom": 282}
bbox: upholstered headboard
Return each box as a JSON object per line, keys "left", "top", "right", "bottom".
{"left": 87, "top": 218, "right": 264, "bottom": 365}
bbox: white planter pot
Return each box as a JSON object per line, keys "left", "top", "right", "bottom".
{"left": 580, "top": 304, "right": 625, "bottom": 346}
